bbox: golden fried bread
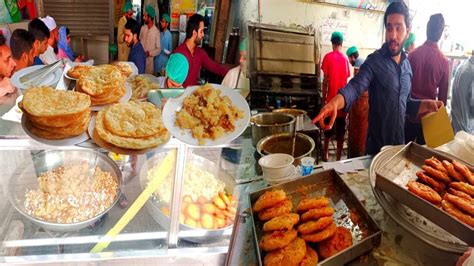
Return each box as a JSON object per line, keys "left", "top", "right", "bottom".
{"left": 77, "top": 65, "right": 125, "bottom": 96}
{"left": 296, "top": 197, "right": 330, "bottom": 213}
{"left": 19, "top": 101, "right": 88, "bottom": 128}
{"left": 425, "top": 157, "right": 447, "bottom": 173}
{"left": 112, "top": 62, "right": 134, "bottom": 78}
{"left": 259, "top": 229, "right": 297, "bottom": 252}
{"left": 263, "top": 213, "right": 300, "bottom": 232}
{"left": 407, "top": 180, "right": 442, "bottom": 205}
{"left": 32, "top": 110, "right": 90, "bottom": 136}
{"left": 253, "top": 190, "right": 287, "bottom": 212}
{"left": 450, "top": 182, "right": 474, "bottom": 197}
{"left": 20, "top": 87, "right": 90, "bottom": 117}
{"left": 301, "top": 206, "right": 335, "bottom": 222}
{"left": 318, "top": 226, "right": 353, "bottom": 259}
{"left": 300, "top": 245, "right": 318, "bottom": 266}
{"left": 67, "top": 65, "right": 92, "bottom": 79}
{"left": 422, "top": 165, "right": 452, "bottom": 184}
{"left": 300, "top": 222, "right": 337, "bottom": 243}
{"left": 103, "top": 102, "right": 163, "bottom": 138}
{"left": 263, "top": 237, "right": 306, "bottom": 266}
{"left": 441, "top": 200, "right": 474, "bottom": 227}
{"left": 452, "top": 160, "right": 474, "bottom": 185}
{"left": 258, "top": 199, "right": 293, "bottom": 221}
{"left": 444, "top": 193, "right": 474, "bottom": 216}
{"left": 297, "top": 216, "right": 333, "bottom": 235}
{"left": 416, "top": 171, "right": 446, "bottom": 193}
{"left": 25, "top": 114, "right": 89, "bottom": 139}
{"left": 442, "top": 160, "right": 466, "bottom": 182}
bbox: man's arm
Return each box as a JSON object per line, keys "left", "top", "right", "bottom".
{"left": 201, "top": 50, "right": 229, "bottom": 77}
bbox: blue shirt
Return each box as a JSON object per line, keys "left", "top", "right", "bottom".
{"left": 339, "top": 43, "right": 420, "bottom": 155}
{"left": 33, "top": 56, "right": 44, "bottom": 65}
{"left": 154, "top": 30, "right": 172, "bottom": 74}
{"left": 128, "top": 42, "right": 146, "bottom": 74}
{"left": 354, "top": 57, "right": 364, "bottom": 68}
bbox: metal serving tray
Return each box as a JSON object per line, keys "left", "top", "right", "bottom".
{"left": 249, "top": 169, "right": 381, "bottom": 265}
{"left": 375, "top": 142, "right": 474, "bottom": 246}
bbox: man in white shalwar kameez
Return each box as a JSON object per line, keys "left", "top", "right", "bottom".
{"left": 139, "top": 5, "right": 160, "bottom": 74}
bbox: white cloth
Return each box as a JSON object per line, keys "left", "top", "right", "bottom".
{"left": 157, "top": 76, "right": 166, "bottom": 88}
{"left": 139, "top": 25, "right": 160, "bottom": 74}
{"left": 39, "top": 45, "right": 58, "bottom": 65}
{"left": 40, "top": 16, "right": 57, "bottom": 31}
{"left": 221, "top": 65, "right": 249, "bottom": 90}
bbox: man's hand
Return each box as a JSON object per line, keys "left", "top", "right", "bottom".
{"left": 74, "top": 55, "right": 85, "bottom": 62}
{"left": 145, "top": 51, "right": 150, "bottom": 57}
{"left": 418, "top": 99, "right": 443, "bottom": 117}
{"left": 312, "top": 101, "right": 338, "bottom": 130}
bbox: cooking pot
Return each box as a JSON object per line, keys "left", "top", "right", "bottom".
{"left": 273, "top": 108, "right": 307, "bottom": 131}
{"left": 256, "top": 132, "right": 315, "bottom": 166}
{"left": 250, "top": 112, "right": 295, "bottom": 146}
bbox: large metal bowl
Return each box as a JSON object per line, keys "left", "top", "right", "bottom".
{"left": 7, "top": 150, "right": 122, "bottom": 232}
{"left": 256, "top": 132, "right": 316, "bottom": 166}
{"left": 139, "top": 150, "right": 237, "bottom": 243}
{"left": 250, "top": 112, "right": 295, "bottom": 146}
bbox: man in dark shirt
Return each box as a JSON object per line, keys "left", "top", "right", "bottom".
{"left": 174, "top": 14, "right": 228, "bottom": 87}
{"left": 405, "top": 13, "right": 449, "bottom": 144}
{"left": 312, "top": 1, "right": 442, "bottom": 155}
{"left": 28, "top": 18, "right": 50, "bottom": 66}
{"left": 124, "top": 18, "right": 146, "bottom": 74}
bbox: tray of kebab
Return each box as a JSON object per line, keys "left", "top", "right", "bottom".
{"left": 375, "top": 142, "right": 474, "bottom": 246}
{"left": 249, "top": 169, "right": 381, "bottom": 266}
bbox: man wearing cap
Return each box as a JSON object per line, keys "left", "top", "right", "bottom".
{"left": 157, "top": 53, "right": 189, "bottom": 88}
{"left": 346, "top": 46, "right": 365, "bottom": 68}
{"left": 221, "top": 38, "right": 249, "bottom": 90}
{"left": 154, "top": 13, "right": 172, "bottom": 75}
{"left": 118, "top": 1, "right": 133, "bottom": 61}
{"left": 320, "top": 31, "right": 350, "bottom": 161}
{"left": 140, "top": 5, "right": 160, "bottom": 74}
{"left": 124, "top": 18, "right": 146, "bottom": 74}
{"left": 404, "top": 33, "right": 416, "bottom": 53}
{"left": 39, "top": 15, "right": 59, "bottom": 64}
{"left": 405, "top": 13, "right": 449, "bottom": 144}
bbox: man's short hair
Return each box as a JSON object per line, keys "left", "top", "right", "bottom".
{"left": 185, "top": 14, "right": 204, "bottom": 40}
{"left": 28, "top": 18, "right": 50, "bottom": 41}
{"left": 0, "top": 34, "right": 5, "bottom": 47}
{"left": 331, "top": 36, "right": 342, "bottom": 46}
{"left": 11, "top": 29, "right": 34, "bottom": 60}
{"left": 427, "top": 13, "right": 444, "bottom": 42}
{"left": 384, "top": 1, "right": 411, "bottom": 29}
{"left": 124, "top": 18, "right": 139, "bottom": 36}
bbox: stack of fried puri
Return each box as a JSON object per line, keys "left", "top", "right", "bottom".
{"left": 254, "top": 190, "right": 309, "bottom": 266}
{"left": 19, "top": 86, "right": 91, "bottom": 139}
{"left": 67, "top": 65, "right": 93, "bottom": 79}
{"left": 407, "top": 156, "right": 474, "bottom": 227}
{"left": 94, "top": 101, "right": 170, "bottom": 150}
{"left": 76, "top": 65, "right": 126, "bottom": 106}
{"left": 112, "top": 62, "right": 134, "bottom": 78}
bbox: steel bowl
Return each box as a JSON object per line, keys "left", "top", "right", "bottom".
{"left": 250, "top": 112, "right": 295, "bottom": 146}
{"left": 7, "top": 150, "right": 122, "bottom": 232}
{"left": 273, "top": 108, "right": 307, "bottom": 131}
{"left": 256, "top": 132, "right": 316, "bottom": 166}
{"left": 139, "top": 150, "right": 238, "bottom": 243}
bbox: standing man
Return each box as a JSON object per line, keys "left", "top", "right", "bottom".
{"left": 313, "top": 1, "right": 442, "bottom": 155}
{"left": 39, "top": 15, "right": 59, "bottom": 64}
{"left": 10, "top": 29, "right": 35, "bottom": 71}
{"left": 0, "top": 34, "right": 17, "bottom": 96}
{"left": 118, "top": 1, "right": 133, "bottom": 61}
{"left": 320, "top": 31, "right": 350, "bottom": 161}
{"left": 124, "top": 18, "right": 146, "bottom": 74}
{"left": 140, "top": 5, "right": 160, "bottom": 75}
{"left": 450, "top": 50, "right": 474, "bottom": 134}
{"left": 154, "top": 13, "right": 172, "bottom": 75}
{"left": 28, "top": 18, "right": 50, "bottom": 65}
{"left": 174, "top": 14, "right": 229, "bottom": 87}
{"left": 405, "top": 13, "right": 449, "bottom": 144}
{"left": 346, "top": 46, "right": 365, "bottom": 68}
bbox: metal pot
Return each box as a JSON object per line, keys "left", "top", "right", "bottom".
{"left": 256, "top": 132, "right": 315, "bottom": 166}
{"left": 250, "top": 112, "right": 295, "bottom": 146}
{"left": 273, "top": 108, "right": 307, "bottom": 131}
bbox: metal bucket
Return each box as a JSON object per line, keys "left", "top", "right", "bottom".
{"left": 250, "top": 112, "right": 295, "bottom": 146}
{"left": 273, "top": 108, "right": 307, "bottom": 131}
{"left": 256, "top": 132, "right": 315, "bottom": 166}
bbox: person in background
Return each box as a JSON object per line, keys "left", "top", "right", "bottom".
{"left": 0, "top": 28, "right": 11, "bottom": 47}
{"left": 124, "top": 18, "right": 145, "bottom": 74}
{"left": 346, "top": 46, "right": 365, "bottom": 68}
{"left": 450, "top": 50, "right": 474, "bottom": 134}
{"left": 157, "top": 53, "right": 189, "bottom": 88}
{"left": 174, "top": 14, "right": 228, "bottom": 87}
{"left": 0, "top": 34, "right": 17, "bottom": 96}
{"left": 405, "top": 13, "right": 449, "bottom": 144}
{"left": 403, "top": 32, "right": 416, "bottom": 53}
{"left": 28, "top": 18, "right": 50, "bottom": 65}
{"left": 10, "top": 29, "right": 35, "bottom": 71}
{"left": 320, "top": 31, "right": 350, "bottom": 161}
{"left": 118, "top": 1, "right": 133, "bottom": 61}
{"left": 140, "top": 5, "right": 160, "bottom": 75}
{"left": 312, "top": 1, "right": 442, "bottom": 155}
{"left": 39, "top": 15, "right": 59, "bottom": 64}
{"left": 154, "top": 13, "right": 172, "bottom": 76}
{"left": 221, "top": 38, "right": 249, "bottom": 90}
{"left": 57, "top": 26, "right": 84, "bottom": 62}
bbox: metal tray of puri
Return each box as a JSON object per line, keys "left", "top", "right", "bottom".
{"left": 370, "top": 145, "right": 470, "bottom": 253}
{"left": 374, "top": 142, "right": 474, "bottom": 246}
{"left": 249, "top": 169, "right": 381, "bottom": 265}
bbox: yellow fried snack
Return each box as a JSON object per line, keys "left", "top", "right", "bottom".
{"left": 263, "top": 237, "right": 306, "bottom": 266}
{"left": 296, "top": 197, "right": 330, "bottom": 213}
{"left": 450, "top": 182, "right": 474, "bottom": 197}
{"left": 297, "top": 216, "right": 333, "bottom": 235}
{"left": 263, "top": 213, "right": 300, "bottom": 232}
{"left": 258, "top": 199, "right": 293, "bottom": 221}
{"left": 29, "top": 110, "right": 91, "bottom": 137}
{"left": 77, "top": 65, "right": 125, "bottom": 96}
{"left": 301, "top": 222, "right": 337, "bottom": 243}
{"left": 20, "top": 86, "right": 90, "bottom": 117}
{"left": 452, "top": 160, "right": 474, "bottom": 185}
{"left": 103, "top": 102, "right": 163, "bottom": 138}
{"left": 300, "top": 245, "right": 318, "bottom": 266}
{"left": 253, "top": 189, "right": 287, "bottom": 212}
{"left": 259, "top": 229, "right": 297, "bottom": 252}
{"left": 112, "top": 62, "right": 134, "bottom": 78}
{"left": 318, "top": 226, "right": 353, "bottom": 259}
{"left": 407, "top": 180, "right": 442, "bottom": 205}
{"left": 441, "top": 200, "right": 474, "bottom": 227}
{"left": 301, "top": 206, "right": 335, "bottom": 222}
{"left": 67, "top": 65, "right": 93, "bottom": 79}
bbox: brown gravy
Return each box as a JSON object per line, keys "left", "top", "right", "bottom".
{"left": 261, "top": 136, "right": 311, "bottom": 158}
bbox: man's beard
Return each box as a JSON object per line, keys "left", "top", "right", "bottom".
{"left": 126, "top": 41, "right": 133, "bottom": 47}
{"left": 388, "top": 40, "right": 402, "bottom": 56}
{"left": 194, "top": 37, "right": 202, "bottom": 45}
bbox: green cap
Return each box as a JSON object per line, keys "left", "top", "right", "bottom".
{"left": 239, "top": 38, "right": 247, "bottom": 52}
{"left": 162, "top": 13, "right": 170, "bottom": 23}
{"left": 122, "top": 1, "right": 133, "bottom": 12}
{"left": 346, "top": 46, "right": 358, "bottom": 57}
{"left": 166, "top": 53, "right": 189, "bottom": 85}
{"left": 331, "top": 31, "right": 344, "bottom": 42}
{"left": 404, "top": 33, "right": 416, "bottom": 51}
{"left": 145, "top": 5, "right": 156, "bottom": 18}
